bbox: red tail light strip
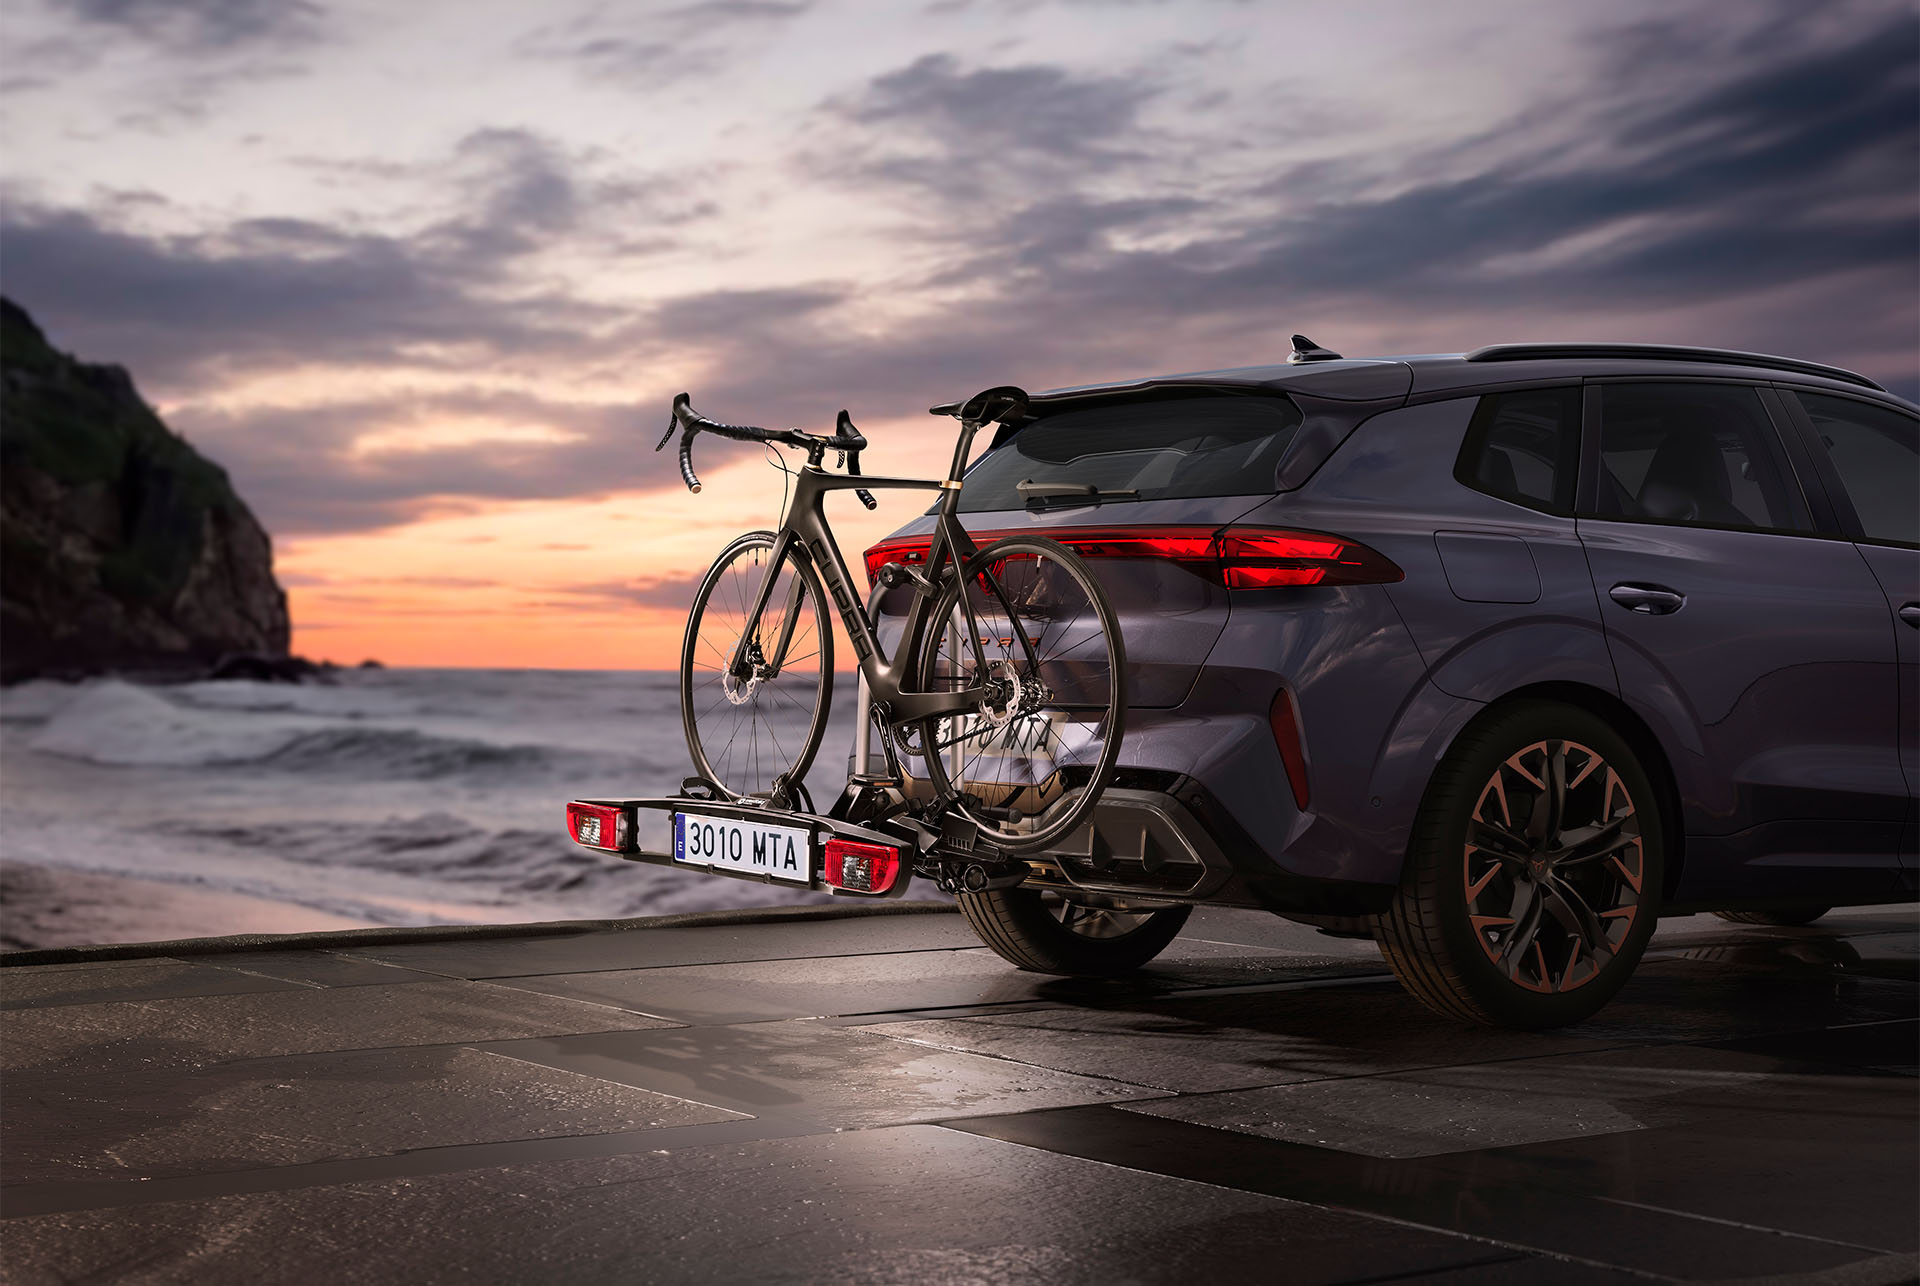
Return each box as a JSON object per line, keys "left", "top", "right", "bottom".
{"left": 864, "top": 526, "right": 1402, "bottom": 588}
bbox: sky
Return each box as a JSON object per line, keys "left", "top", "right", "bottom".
{"left": 3, "top": 0, "right": 1916, "bottom": 669}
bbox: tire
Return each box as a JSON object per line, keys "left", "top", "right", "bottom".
{"left": 680, "top": 531, "right": 833, "bottom": 800}
{"left": 1715, "top": 907, "right": 1831, "bottom": 927}
{"left": 958, "top": 887, "right": 1191, "bottom": 975}
{"left": 1373, "top": 700, "right": 1665, "bottom": 1029}
{"left": 913, "top": 537, "right": 1126, "bottom": 853}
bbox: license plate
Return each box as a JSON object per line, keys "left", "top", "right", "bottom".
{"left": 672, "top": 812, "right": 813, "bottom": 885}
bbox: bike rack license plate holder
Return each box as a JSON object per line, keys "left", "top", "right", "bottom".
{"left": 569, "top": 796, "right": 921, "bottom": 899}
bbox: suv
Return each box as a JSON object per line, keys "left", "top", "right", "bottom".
{"left": 862, "top": 338, "right": 1919, "bottom": 1028}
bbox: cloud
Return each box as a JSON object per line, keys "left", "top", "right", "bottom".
{"left": 822, "top": 53, "right": 1163, "bottom": 190}
{"left": 4, "top": 0, "right": 326, "bottom": 116}
{"left": 547, "top": 574, "right": 710, "bottom": 610}
{"left": 519, "top": 0, "right": 813, "bottom": 89}
{"left": 162, "top": 390, "right": 657, "bottom": 535}
{"left": 0, "top": 127, "right": 702, "bottom": 385}
{"left": 806, "top": 10, "right": 1916, "bottom": 381}
{"left": 54, "top": 0, "right": 323, "bottom": 51}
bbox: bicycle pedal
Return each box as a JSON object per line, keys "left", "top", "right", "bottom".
{"left": 875, "top": 561, "right": 933, "bottom": 594}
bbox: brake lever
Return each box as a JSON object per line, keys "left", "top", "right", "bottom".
{"left": 658, "top": 391, "right": 696, "bottom": 451}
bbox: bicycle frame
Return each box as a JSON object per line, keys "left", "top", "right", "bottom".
{"left": 727, "top": 418, "right": 1013, "bottom": 724}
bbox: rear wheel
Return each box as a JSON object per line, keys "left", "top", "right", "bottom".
{"left": 680, "top": 531, "right": 833, "bottom": 801}
{"left": 1374, "top": 701, "right": 1664, "bottom": 1029}
{"left": 913, "top": 537, "right": 1125, "bottom": 852}
{"left": 958, "top": 887, "right": 1190, "bottom": 975}
{"left": 1715, "top": 907, "right": 1831, "bottom": 927}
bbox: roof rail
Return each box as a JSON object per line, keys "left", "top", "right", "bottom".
{"left": 1463, "top": 343, "right": 1883, "bottom": 392}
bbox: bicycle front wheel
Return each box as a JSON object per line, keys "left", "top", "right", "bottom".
{"left": 680, "top": 531, "right": 833, "bottom": 801}
{"left": 913, "top": 537, "right": 1125, "bottom": 852}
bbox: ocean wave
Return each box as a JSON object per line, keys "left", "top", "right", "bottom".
{"left": 26, "top": 680, "right": 639, "bottom": 780}
{"left": 256, "top": 726, "right": 626, "bottom": 781}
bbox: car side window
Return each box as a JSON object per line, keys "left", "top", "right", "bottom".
{"left": 1793, "top": 392, "right": 1919, "bottom": 547}
{"left": 1593, "top": 383, "right": 1812, "bottom": 533}
{"left": 1455, "top": 387, "right": 1580, "bottom": 513}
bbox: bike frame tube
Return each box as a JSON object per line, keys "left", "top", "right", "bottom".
{"left": 728, "top": 418, "right": 994, "bottom": 724}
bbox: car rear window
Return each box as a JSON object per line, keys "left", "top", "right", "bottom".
{"left": 957, "top": 394, "right": 1304, "bottom": 512}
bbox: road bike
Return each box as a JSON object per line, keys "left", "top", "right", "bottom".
{"left": 658, "top": 386, "right": 1125, "bottom": 853}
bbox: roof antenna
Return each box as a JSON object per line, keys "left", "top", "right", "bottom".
{"left": 1288, "top": 334, "right": 1343, "bottom": 364}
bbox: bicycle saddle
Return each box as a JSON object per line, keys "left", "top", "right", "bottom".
{"left": 955, "top": 385, "right": 1030, "bottom": 425}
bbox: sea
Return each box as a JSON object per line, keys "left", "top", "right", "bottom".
{"left": 0, "top": 668, "right": 875, "bottom": 931}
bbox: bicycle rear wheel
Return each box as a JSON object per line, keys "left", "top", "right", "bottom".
{"left": 913, "top": 536, "right": 1125, "bottom": 852}
{"left": 680, "top": 531, "right": 833, "bottom": 800}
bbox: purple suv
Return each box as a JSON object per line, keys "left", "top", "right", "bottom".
{"left": 868, "top": 338, "right": 1919, "bottom": 1028}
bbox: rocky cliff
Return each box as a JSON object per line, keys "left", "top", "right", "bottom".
{"left": 1, "top": 298, "right": 290, "bottom": 681}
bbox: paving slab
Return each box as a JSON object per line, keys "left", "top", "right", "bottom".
{"left": 953, "top": 1104, "right": 1892, "bottom": 1282}
{"left": 1, "top": 979, "right": 678, "bottom": 1075}
{"left": 494, "top": 943, "right": 1378, "bottom": 1027}
{"left": 473, "top": 1018, "right": 1165, "bottom": 1129}
{"left": 4, "top": 1045, "right": 742, "bottom": 1185}
{"left": 205, "top": 950, "right": 452, "bottom": 989}
{"left": 346, "top": 912, "right": 986, "bottom": 979}
{"left": 854, "top": 980, "right": 1611, "bottom": 1093}
{"left": 0, "top": 1124, "right": 1607, "bottom": 1286}
{"left": 0, "top": 960, "right": 310, "bottom": 1010}
{"left": 1116, "top": 1042, "right": 1772, "bottom": 1157}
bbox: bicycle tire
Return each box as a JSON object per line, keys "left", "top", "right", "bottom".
{"left": 680, "top": 530, "right": 834, "bottom": 800}
{"left": 912, "top": 536, "right": 1125, "bottom": 852}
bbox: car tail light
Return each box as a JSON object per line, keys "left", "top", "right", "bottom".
{"left": 567, "top": 801, "right": 629, "bottom": 851}
{"left": 863, "top": 537, "right": 933, "bottom": 586}
{"left": 1268, "top": 687, "right": 1311, "bottom": 811}
{"left": 863, "top": 526, "right": 1400, "bottom": 588}
{"left": 823, "top": 837, "right": 901, "bottom": 894}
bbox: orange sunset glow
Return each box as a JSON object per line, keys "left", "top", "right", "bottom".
{"left": 279, "top": 421, "right": 936, "bottom": 669}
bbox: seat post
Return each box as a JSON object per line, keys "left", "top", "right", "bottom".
{"left": 941, "top": 419, "right": 982, "bottom": 516}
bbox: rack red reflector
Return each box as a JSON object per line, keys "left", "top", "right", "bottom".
{"left": 863, "top": 526, "right": 1401, "bottom": 588}
{"left": 823, "top": 837, "right": 901, "bottom": 894}
{"left": 567, "top": 801, "right": 629, "bottom": 851}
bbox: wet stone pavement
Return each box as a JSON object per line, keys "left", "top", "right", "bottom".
{"left": 1, "top": 904, "right": 1914, "bottom": 1284}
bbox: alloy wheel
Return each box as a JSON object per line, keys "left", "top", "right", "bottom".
{"left": 1464, "top": 738, "right": 1646, "bottom": 994}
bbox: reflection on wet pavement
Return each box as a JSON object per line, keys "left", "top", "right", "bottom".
{"left": 2, "top": 905, "right": 1914, "bottom": 1283}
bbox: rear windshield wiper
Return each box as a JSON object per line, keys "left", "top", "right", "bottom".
{"left": 1017, "top": 479, "right": 1141, "bottom": 509}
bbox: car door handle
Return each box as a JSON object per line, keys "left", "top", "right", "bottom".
{"left": 1609, "top": 583, "right": 1687, "bottom": 615}
{"left": 1900, "top": 604, "right": 1920, "bottom": 629}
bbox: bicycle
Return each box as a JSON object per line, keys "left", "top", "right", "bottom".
{"left": 658, "top": 385, "right": 1126, "bottom": 853}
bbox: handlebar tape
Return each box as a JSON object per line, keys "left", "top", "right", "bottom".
{"left": 677, "top": 427, "right": 702, "bottom": 493}
{"left": 845, "top": 448, "right": 876, "bottom": 510}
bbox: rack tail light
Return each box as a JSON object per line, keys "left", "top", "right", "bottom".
{"left": 567, "top": 801, "right": 630, "bottom": 851}
{"left": 864, "top": 526, "right": 1401, "bottom": 589}
{"left": 823, "top": 837, "right": 901, "bottom": 894}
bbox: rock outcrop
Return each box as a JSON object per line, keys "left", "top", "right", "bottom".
{"left": 1, "top": 298, "right": 290, "bottom": 682}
